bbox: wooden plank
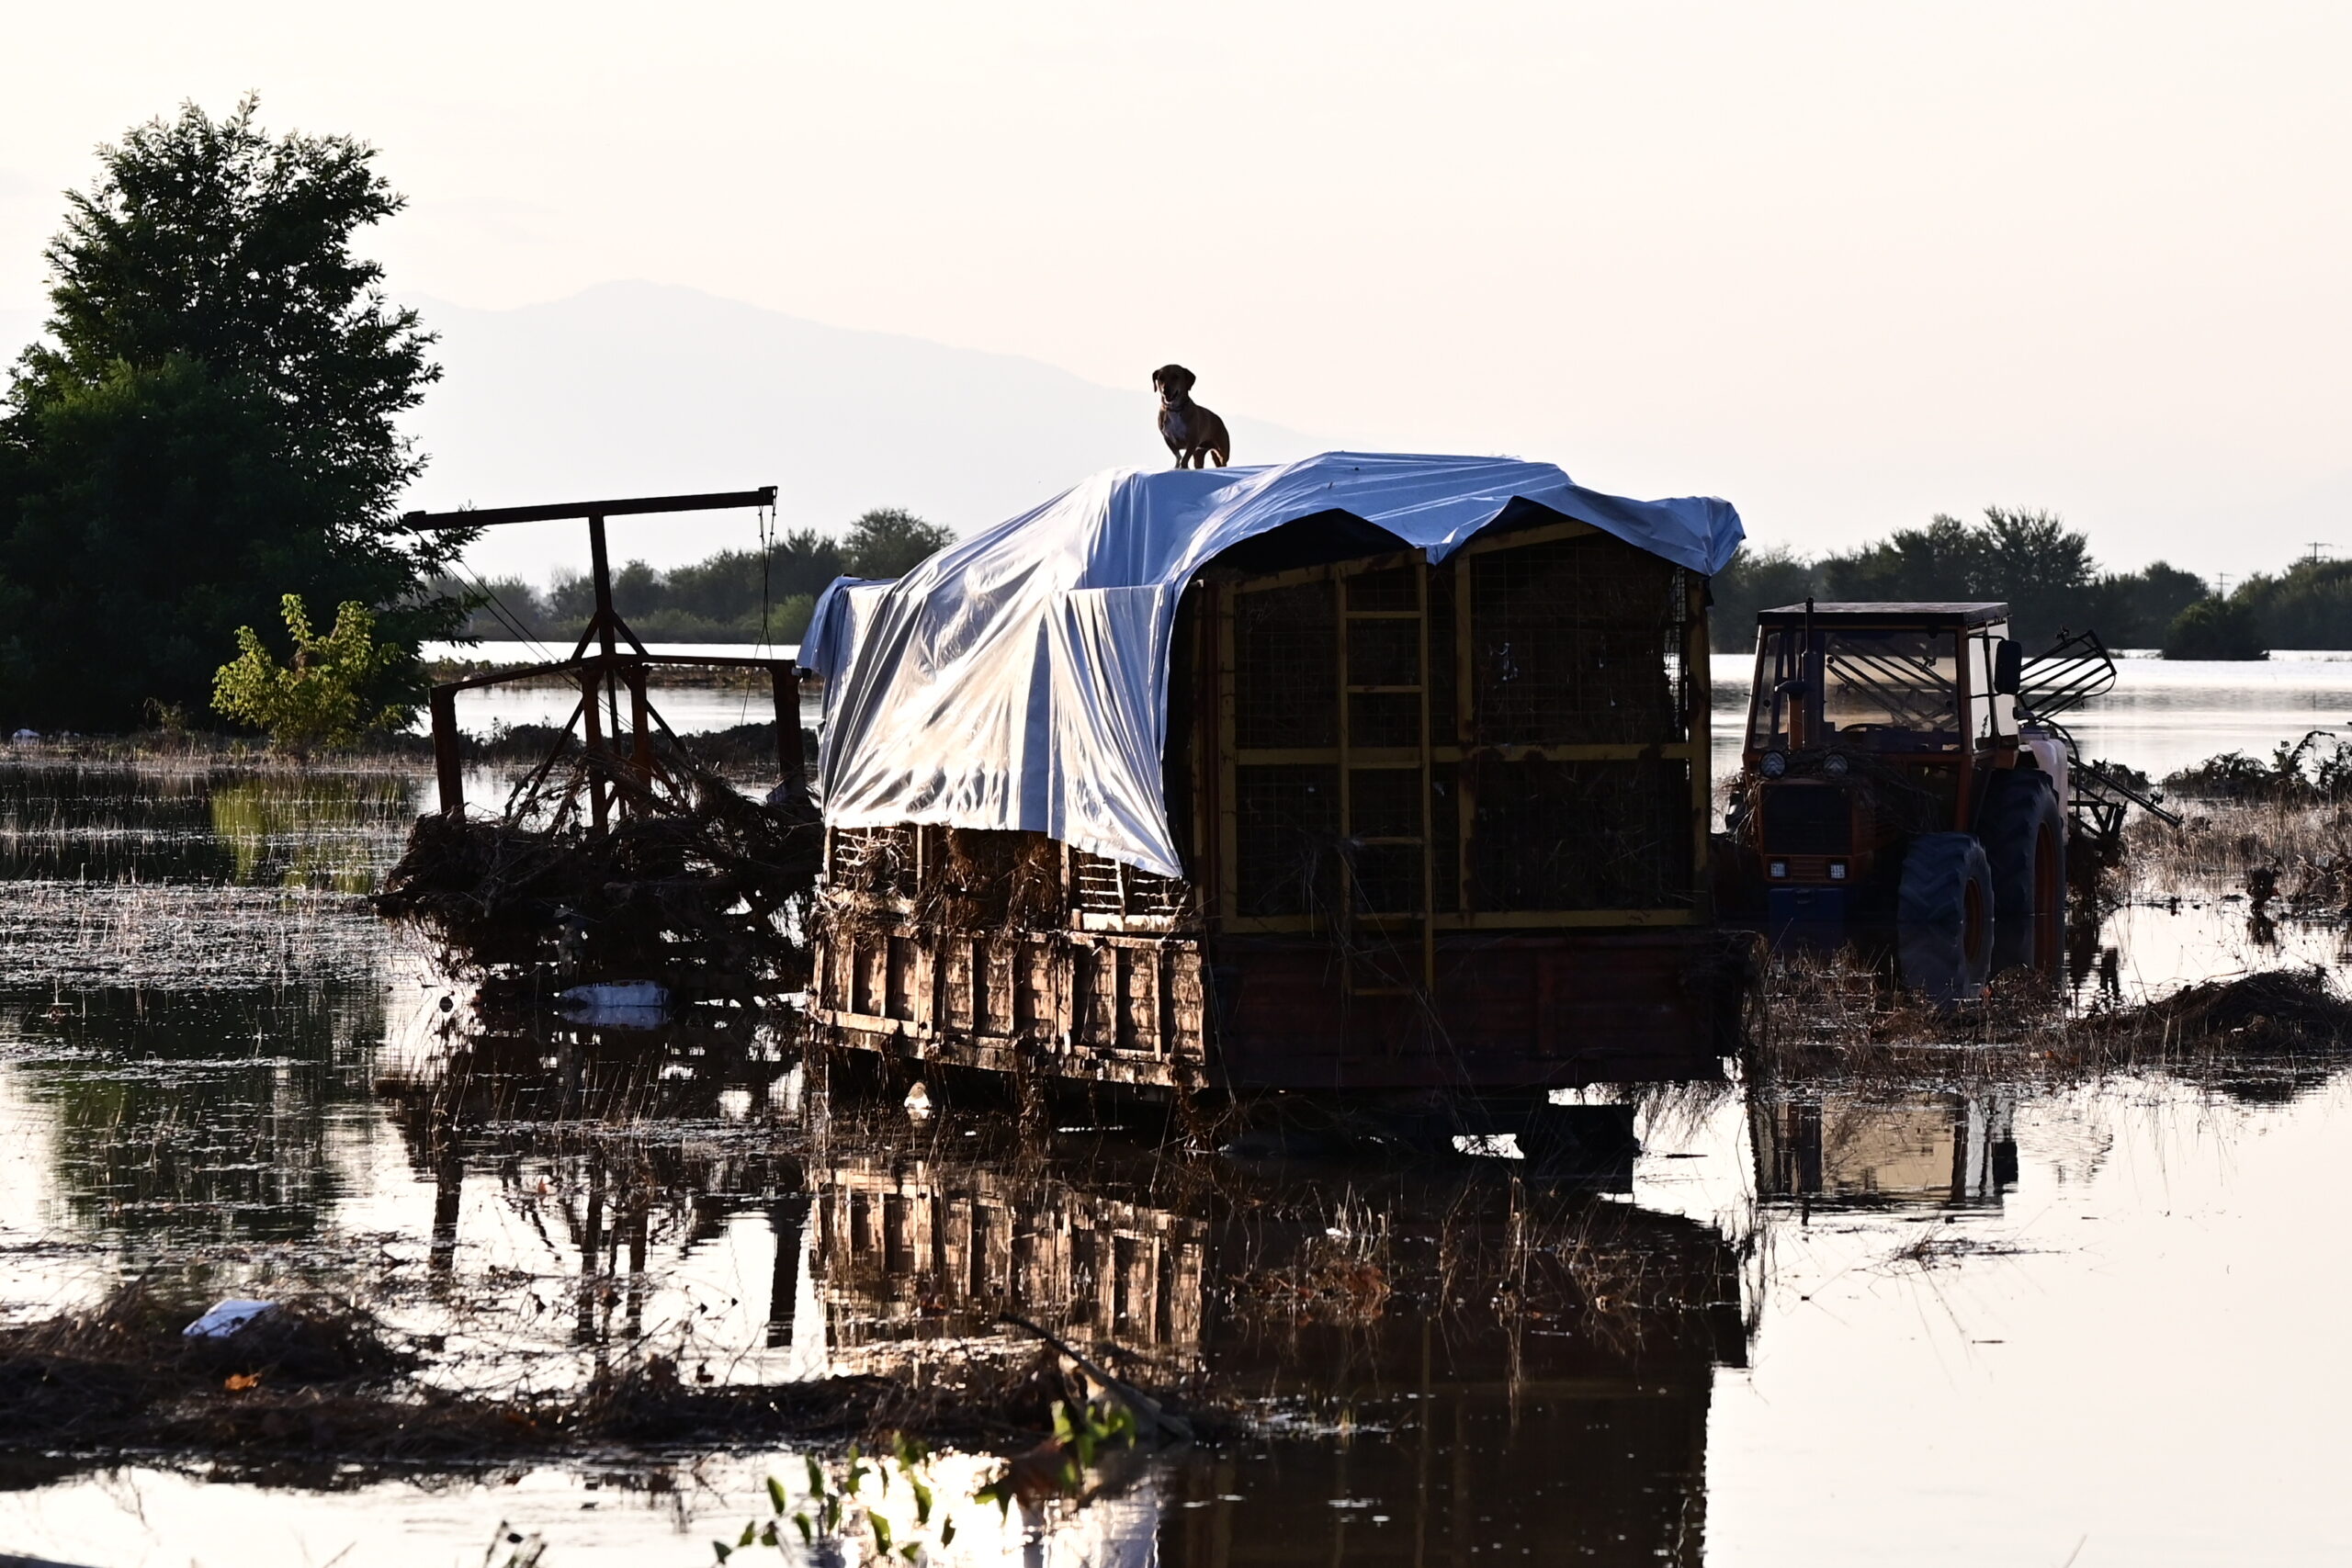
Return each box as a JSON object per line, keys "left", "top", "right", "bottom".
{"left": 1687, "top": 572, "right": 1714, "bottom": 918}
{"left": 1455, "top": 549, "right": 1477, "bottom": 916}
{"left": 1216, "top": 582, "right": 1238, "bottom": 926}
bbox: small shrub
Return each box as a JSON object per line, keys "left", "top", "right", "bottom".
{"left": 2165, "top": 730, "right": 2352, "bottom": 801}
{"left": 2161, "top": 597, "right": 2267, "bottom": 660}
{"left": 211, "top": 593, "right": 410, "bottom": 750}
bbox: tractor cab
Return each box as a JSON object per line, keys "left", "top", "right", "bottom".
{"left": 1721, "top": 602, "right": 2069, "bottom": 997}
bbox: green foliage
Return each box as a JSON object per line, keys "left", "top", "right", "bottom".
{"left": 973, "top": 1397, "right": 1139, "bottom": 1517}
{"left": 2211, "top": 558, "right": 2352, "bottom": 652}
{"left": 844, "top": 507, "right": 956, "bottom": 580}
{"left": 1818, "top": 506, "right": 2097, "bottom": 649}
{"left": 0, "top": 96, "right": 468, "bottom": 731}
{"left": 1706, "top": 545, "right": 1816, "bottom": 650}
{"left": 1709, "top": 509, "right": 2211, "bottom": 652}
{"left": 720, "top": 1438, "right": 955, "bottom": 1565}
{"left": 2165, "top": 729, "right": 2352, "bottom": 800}
{"left": 2089, "top": 561, "right": 2207, "bottom": 649}
{"left": 211, "top": 593, "right": 409, "bottom": 749}
{"left": 2161, "top": 595, "right": 2267, "bottom": 660}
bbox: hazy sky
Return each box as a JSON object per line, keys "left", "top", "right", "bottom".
{"left": 4, "top": 1, "right": 2347, "bottom": 581}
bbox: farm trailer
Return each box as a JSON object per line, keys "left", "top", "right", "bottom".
{"left": 802, "top": 453, "right": 1752, "bottom": 1118}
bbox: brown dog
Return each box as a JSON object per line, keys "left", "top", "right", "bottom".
{"left": 1152, "top": 365, "right": 1231, "bottom": 468}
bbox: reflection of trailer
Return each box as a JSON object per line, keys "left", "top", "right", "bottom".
{"left": 790, "top": 1144, "right": 1749, "bottom": 1566}
{"left": 805, "top": 455, "right": 1753, "bottom": 1107}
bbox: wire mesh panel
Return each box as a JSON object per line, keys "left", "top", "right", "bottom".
{"left": 1346, "top": 565, "right": 1419, "bottom": 612}
{"left": 1471, "top": 536, "right": 1688, "bottom": 746}
{"left": 1348, "top": 767, "right": 1423, "bottom": 838}
{"left": 1430, "top": 762, "right": 1461, "bottom": 912}
{"left": 1346, "top": 617, "right": 1421, "bottom": 686}
{"left": 1428, "top": 570, "right": 1459, "bottom": 741}
{"left": 1468, "top": 758, "right": 1694, "bottom": 910}
{"left": 1348, "top": 691, "right": 1424, "bottom": 749}
{"left": 1347, "top": 766, "right": 1425, "bottom": 914}
{"left": 1235, "top": 763, "right": 1340, "bottom": 916}
{"left": 1235, "top": 581, "right": 1337, "bottom": 749}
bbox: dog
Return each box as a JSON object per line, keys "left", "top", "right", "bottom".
{"left": 1152, "top": 365, "right": 1231, "bottom": 468}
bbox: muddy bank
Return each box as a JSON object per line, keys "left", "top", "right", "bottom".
{"left": 1758, "top": 957, "right": 2352, "bottom": 1079}
{"left": 0, "top": 1280, "right": 1189, "bottom": 1487}
{"left": 0, "top": 720, "right": 807, "bottom": 780}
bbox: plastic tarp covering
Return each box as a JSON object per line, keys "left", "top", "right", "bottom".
{"left": 803, "top": 451, "right": 1743, "bottom": 878}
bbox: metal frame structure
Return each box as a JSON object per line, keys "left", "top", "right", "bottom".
{"left": 404, "top": 489, "right": 802, "bottom": 827}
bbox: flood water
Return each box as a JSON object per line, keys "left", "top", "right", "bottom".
{"left": 0, "top": 669, "right": 2348, "bottom": 1564}
{"left": 439, "top": 640, "right": 2352, "bottom": 790}
{"left": 1706, "top": 650, "right": 2352, "bottom": 784}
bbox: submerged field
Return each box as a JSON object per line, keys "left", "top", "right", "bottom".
{"left": 0, "top": 744, "right": 2347, "bottom": 1565}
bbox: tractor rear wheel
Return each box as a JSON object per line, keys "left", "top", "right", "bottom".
{"left": 1977, "top": 769, "right": 2067, "bottom": 971}
{"left": 1896, "top": 831, "right": 1993, "bottom": 1004}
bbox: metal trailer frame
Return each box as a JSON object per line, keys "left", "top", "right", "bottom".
{"left": 809, "top": 513, "right": 1751, "bottom": 1099}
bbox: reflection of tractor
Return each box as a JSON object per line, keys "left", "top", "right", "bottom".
{"left": 1717, "top": 601, "right": 2172, "bottom": 997}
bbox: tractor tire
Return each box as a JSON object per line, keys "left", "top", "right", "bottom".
{"left": 1977, "top": 769, "right": 2068, "bottom": 972}
{"left": 1896, "top": 832, "right": 1993, "bottom": 1005}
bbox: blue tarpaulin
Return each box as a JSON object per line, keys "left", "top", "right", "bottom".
{"left": 804, "top": 451, "right": 1742, "bottom": 876}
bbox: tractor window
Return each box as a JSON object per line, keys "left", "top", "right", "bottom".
{"left": 1748, "top": 627, "right": 1962, "bottom": 752}
{"left": 1968, "top": 627, "right": 2016, "bottom": 742}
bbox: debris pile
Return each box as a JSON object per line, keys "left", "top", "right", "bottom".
{"left": 374, "top": 754, "right": 820, "bottom": 989}
{"left": 0, "top": 1281, "right": 1206, "bottom": 1481}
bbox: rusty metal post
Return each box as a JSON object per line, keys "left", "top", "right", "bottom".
{"left": 627, "top": 663, "right": 653, "bottom": 785}
{"left": 587, "top": 514, "right": 626, "bottom": 753}
{"left": 588, "top": 514, "right": 616, "bottom": 657}
{"left": 430, "top": 686, "right": 464, "bottom": 816}
{"left": 773, "top": 664, "right": 803, "bottom": 786}
{"left": 580, "top": 665, "right": 609, "bottom": 835}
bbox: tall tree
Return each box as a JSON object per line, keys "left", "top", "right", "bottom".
{"left": 843, "top": 507, "right": 956, "bottom": 579}
{"left": 0, "top": 96, "right": 469, "bottom": 730}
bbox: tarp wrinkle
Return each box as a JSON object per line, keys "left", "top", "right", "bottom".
{"left": 807, "top": 451, "right": 1742, "bottom": 878}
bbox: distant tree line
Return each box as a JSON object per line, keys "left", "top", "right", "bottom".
{"left": 445, "top": 507, "right": 954, "bottom": 645}
{"left": 1707, "top": 507, "right": 2312, "bottom": 660}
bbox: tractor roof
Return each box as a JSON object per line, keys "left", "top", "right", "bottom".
{"left": 1758, "top": 601, "right": 2007, "bottom": 627}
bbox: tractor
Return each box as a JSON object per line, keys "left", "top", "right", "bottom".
{"left": 1715, "top": 600, "right": 2168, "bottom": 998}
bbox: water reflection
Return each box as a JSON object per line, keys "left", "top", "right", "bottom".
{"left": 803, "top": 1130, "right": 1749, "bottom": 1566}
{"left": 371, "top": 1006, "right": 805, "bottom": 1385}
{"left": 6, "top": 741, "right": 2352, "bottom": 1563}
{"left": 0, "top": 763, "right": 418, "bottom": 887}
{"left": 2, "top": 982, "right": 384, "bottom": 1248}
{"left": 1752, "top": 1091, "right": 2018, "bottom": 1210}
